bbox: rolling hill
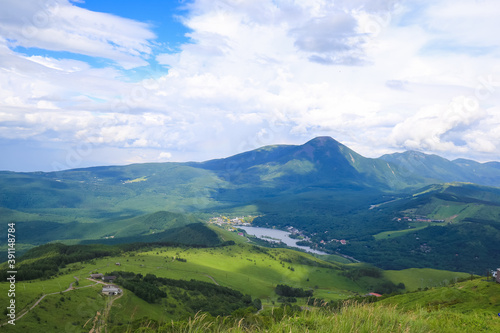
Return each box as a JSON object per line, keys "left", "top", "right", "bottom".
{"left": 0, "top": 236, "right": 473, "bottom": 332}
{"left": 0, "top": 237, "right": 491, "bottom": 332}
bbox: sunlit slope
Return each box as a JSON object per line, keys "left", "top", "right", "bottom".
{"left": 384, "top": 268, "right": 469, "bottom": 291}
{"left": 380, "top": 277, "right": 500, "bottom": 314}
{"left": 2, "top": 252, "right": 497, "bottom": 333}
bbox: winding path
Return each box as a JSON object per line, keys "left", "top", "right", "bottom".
{"left": 204, "top": 274, "right": 220, "bottom": 286}
{"left": 0, "top": 276, "right": 98, "bottom": 327}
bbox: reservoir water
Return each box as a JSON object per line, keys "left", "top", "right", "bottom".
{"left": 238, "top": 226, "right": 328, "bottom": 255}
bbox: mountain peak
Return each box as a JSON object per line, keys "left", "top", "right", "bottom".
{"left": 304, "top": 136, "right": 340, "bottom": 146}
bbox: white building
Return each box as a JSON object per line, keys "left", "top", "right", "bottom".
{"left": 102, "top": 285, "right": 122, "bottom": 295}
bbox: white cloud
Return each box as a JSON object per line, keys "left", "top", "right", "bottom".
{"left": 0, "top": 0, "right": 155, "bottom": 69}
{"left": 24, "top": 55, "right": 91, "bottom": 72}
{"left": 158, "top": 152, "right": 172, "bottom": 161}
{"left": 1, "top": 0, "right": 500, "bottom": 171}
{"left": 422, "top": 0, "right": 500, "bottom": 52}
{"left": 389, "top": 96, "right": 491, "bottom": 155}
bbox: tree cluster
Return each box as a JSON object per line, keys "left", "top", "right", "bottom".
{"left": 275, "top": 284, "right": 313, "bottom": 298}
{"left": 109, "top": 271, "right": 260, "bottom": 316}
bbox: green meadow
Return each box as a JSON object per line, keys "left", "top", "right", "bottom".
{"left": 380, "top": 277, "right": 500, "bottom": 315}
{"left": 384, "top": 267, "right": 470, "bottom": 291}
{"left": 73, "top": 244, "right": 362, "bottom": 300}
{"left": 1, "top": 239, "right": 478, "bottom": 331}
{"left": 373, "top": 222, "right": 445, "bottom": 240}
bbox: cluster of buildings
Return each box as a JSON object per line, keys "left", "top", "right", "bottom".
{"left": 209, "top": 216, "right": 251, "bottom": 226}
{"left": 318, "top": 238, "right": 347, "bottom": 245}
{"left": 493, "top": 268, "right": 500, "bottom": 283}
{"left": 208, "top": 216, "right": 255, "bottom": 230}
{"left": 284, "top": 226, "right": 347, "bottom": 246}
{"left": 395, "top": 216, "right": 445, "bottom": 223}
{"left": 90, "top": 273, "right": 123, "bottom": 295}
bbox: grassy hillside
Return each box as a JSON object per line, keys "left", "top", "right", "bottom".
{"left": 164, "top": 278, "right": 500, "bottom": 333}
{"left": 160, "top": 299, "right": 500, "bottom": 333}
{"left": 0, "top": 211, "right": 216, "bottom": 256}
{"left": 1, "top": 238, "right": 489, "bottom": 332}
{"left": 384, "top": 268, "right": 470, "bottom": 291}
{"left": 0, "top": 243, "right": 339, "bottom": 331}
{"left": 380, "top": 277, "right": 500, "bottom": 315}
{"left": 8, "top": 277, "right": 497, "bottom": 332}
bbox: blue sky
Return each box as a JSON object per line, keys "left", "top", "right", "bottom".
{"left": 73, "top": 0, "right": 192, "bottom": 57}
{"left": 0, "top": 0, "right": 499, "bottom": 171}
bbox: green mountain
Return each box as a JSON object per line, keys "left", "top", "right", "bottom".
{"left": 0, "top": 137, "right": 421, "bottom": 214}
{"left": 381, "top": 150, "right": 500, "bottom": 186}
{"left": 2, "top": 136, "right": 500, "bottom": 273}
{"left": 191, "top": 136, "right": 427, "bottom": 191}
{"left": 3, "top": 136, "right": 499, "bottom": 219}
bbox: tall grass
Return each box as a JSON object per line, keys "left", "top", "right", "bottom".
{"left": 129, "top": 302, "right": 430, "bottom": 333}
{"left": 132, "top": 300, "right": 500, "bottom": 333}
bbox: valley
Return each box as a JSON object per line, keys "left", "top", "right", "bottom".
{"left": 1, "top": 137, "right": 500, "bottom": 331}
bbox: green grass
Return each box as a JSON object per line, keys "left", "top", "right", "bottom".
{"left": 158, "top": 278, "right": 500, "bottom": 333}
{"left": 314, "top": 253, "right": 354, "bottom": 264}
{"left": 373, "top": 222, "right": 444, "bottom": 240}
{"left": 384, "top": 268, "right": 470, "bottom": 291}
{"left": 207, "top": 225, "right": 248, "bottom": 244}
{"left": 0, "top": 242, "right": 494, "bottom": 332}
{"left": 380, "top": 278, "right": 500, "bottom": 314}
{"left": 0, "top": 268, "right": 94, "bottom": 312}
{"left": 66, "top": 244, "right": 362, "bottom": 300}
{"left": 0, "top": 242, "right": 364, "bottom": 329}
{"left": 1, "top": 283, "right": 107, "bottom": 333}
{"left": 107, "top": 286, "right": 172, "bottom": 326}
{"left": 133, "top": 299, "right": 500, "bottom": 332}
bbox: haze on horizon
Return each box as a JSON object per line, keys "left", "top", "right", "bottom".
{"left": 0, "top": 0, "right": 499, "bottom": 172}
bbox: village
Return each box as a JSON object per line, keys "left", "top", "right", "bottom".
{"left": 208, "top": 215, "right": 254, "bottom": 227}
{"left": 208, "top": 216, "right": 348, "bottom": 248}
{"left": 207, "top": 216, "right": 313, "bottom": 240}
{"left": 394, "top": 215, "right": 445, "bottom": 223}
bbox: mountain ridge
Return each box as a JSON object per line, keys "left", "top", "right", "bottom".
{"left": 2, "top": 136, "right": 500, "bottom": 273}
{"left": 2, "top": 136, "right": 500, "bottom": 216}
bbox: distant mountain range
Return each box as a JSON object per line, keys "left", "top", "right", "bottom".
{"left": 380, "top": 149, "right": 500, "bottom": 187}
{"left": 3, "top": 136, "right": 500, "bottom": 202}
{"left": 1, "top": 136, "right": 500, "bottom": 273}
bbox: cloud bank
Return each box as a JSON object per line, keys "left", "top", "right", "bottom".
{"left": 0, "top": 0, "right": 499, "bottom": 171}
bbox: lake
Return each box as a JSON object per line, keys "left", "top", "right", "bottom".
{"left": 238, "top": 226, "right": 328, "bottom": 255}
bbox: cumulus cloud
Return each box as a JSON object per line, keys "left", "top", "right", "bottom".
{"left": 1, "top": 0, "right": 500, "bottom": 171}
{"left": 389, "top": 96, "right": 489, "bottom": 154}
{"left": 291, "top": 12, "right": 366, "bottom": 65}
